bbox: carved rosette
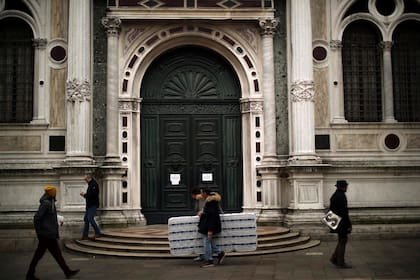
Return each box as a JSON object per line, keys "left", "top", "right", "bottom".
{"left": 33, "top": 38, "right": 47, "bottom": 49}
{"left": 66, "top": 79, "right": 91, "bottom": 102}
{"left": 102, "top": 17, "right": 121, "bottom": 36}
{"left": 329, "top": 40, "right": 342, "bottom": 50}
{"left": 259, "top": 18, "right": 279, "bottom": 36}
{"left": 241, "top": 100, "right": 263, "bottom": 113}
{"left": 290, "top": 80, "right": 314, "bottom": 102}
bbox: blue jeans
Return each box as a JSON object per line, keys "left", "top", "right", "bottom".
{"left": 202, "top": 234, "right": 221, "bottom": 261}
{"left": 83, "top": 206, "right": 101, "bottom": 237}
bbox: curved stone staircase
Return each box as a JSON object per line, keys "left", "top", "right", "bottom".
{"left": 65, "top": 225, "right": 320, "bottom": 258}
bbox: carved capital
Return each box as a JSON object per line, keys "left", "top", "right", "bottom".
{"left": 241, "top": 100, "right": 263, "bottom": 113}
{"left": 290, "top": 80, "right": 314, "bottom": 102}
{"left": 33, "top": 38, "right": 48, "bottom": 49}
{"left": 119, "top": 99, "right": 140, "bottom": 112}
{"left": 329, "top": 40, "right": 342, "bottom": 50}
{"left": 259, "top": 18, "right": 278, "bottom": 36}
{"left": 379, "top": 41, "right": 393, "bottom": 51}
{"left": 102, "top": 17, "right": 121, "bottom": 36}
{"left": 66, "top": 79, "right": 91, "bottom": 102}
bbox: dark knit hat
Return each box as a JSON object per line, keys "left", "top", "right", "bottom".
{"left": 335, "top": 180, "right": 348, "bottom": 188}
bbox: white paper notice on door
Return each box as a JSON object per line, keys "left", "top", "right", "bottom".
{"left": 170, "top": 174, "right": 181, "bottom": 185}
{"left": 202, "top": 173, "right": 213, "bottom": 182}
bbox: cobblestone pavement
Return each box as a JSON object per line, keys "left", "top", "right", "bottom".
{"left": 2, "top": 238, "right": 420, "bottom": 280}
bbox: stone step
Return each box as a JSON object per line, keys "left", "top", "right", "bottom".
{"left": 65, "top": 225, "right": 320, "bottom": 258}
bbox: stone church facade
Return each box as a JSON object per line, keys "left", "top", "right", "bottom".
{"left": 0, "top": 0, "right": 419, "bottom": 235}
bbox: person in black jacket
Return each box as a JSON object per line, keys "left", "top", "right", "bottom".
{"left": 26, "top": 186, "right": 79, "bottom": 280}
{"left": 197, "top": 187, "right": 226, "bottom": 268}
{"left": 80, "top": 174, "right": 102, "bottom": 240}
{"left": 329, "top": 180, "right": 352, "bottom": 268}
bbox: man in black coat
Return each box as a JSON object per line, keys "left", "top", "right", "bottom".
{"left": 80, "top": 174, "right": 102, "bottom": 239}
{"left": 26, "top": 186, "right": 79, "bottom": 280}
{"left": 329, "top": 180, "right": 352, "bottom": 268}
{"left": 198, "top": 187, "right": 226, "bottom": 268}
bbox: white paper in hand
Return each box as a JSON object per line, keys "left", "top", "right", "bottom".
{"left": 57, "top": 215, "right": 64, "bottom": 226}
{"left": 321, "top": 210, "right": 342, "bottom": 230}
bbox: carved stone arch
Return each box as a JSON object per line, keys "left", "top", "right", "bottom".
{"left": 0, "top": 10, "right": 39, "bottom": 37}
{"left": 388, "top": 16, "right": 420, "bottom": 41}
{"left": 338, "top": 15, "right": 385, "bottom": 41}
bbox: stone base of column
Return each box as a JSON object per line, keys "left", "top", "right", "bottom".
{"left": 103, "top": 155, "right": 122, "bottom": 166}
{"left": 256, "top": 208, "right": 284, "bottom": 225}
{"left": 288, "top": 155, "right": 322, "bottom": 165}
{"left": 99, "top": 209, "right": 146, "bottom": 227}
{"left": 64, "top": 156, "right": 95, "bottom": 166}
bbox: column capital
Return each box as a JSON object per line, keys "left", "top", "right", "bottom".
{"left": 33, "top": 38, "right": 48, "bottom": 49}
{"left": 66, "top": 78, "right": 91, "bottom": 102}
{"left": 379, "top": 41, "right": 393, "bottom": 51}
{"left": 290, "top": 80, "right": 314, "bottom": 102}
{"left": 329, "top": 40, "right": 342, "bottom": 49}
{"left": 102, "top": 16, "right": 121, "bottom": 36}
{"left": 259, "top": 18, "right": 278, "bottom": 36}
{"left": 240, "top": 99, "right": 263, "bottom": 113}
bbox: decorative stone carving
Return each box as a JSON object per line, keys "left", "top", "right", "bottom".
{"left": 380, "top": 41, "right": 393, "bottom": 51}
{"left": 33, "top": 38, "right": 47, "bottom": 49}
{"left": 259, "top": 18, "right": 278, "bottom": 36}
{"left": 66, "top": 78, "right": 91, "bottom": 102}
{"left": 241, "top": 100, "right": 263, "bottom": 113}
{"left": 236, "top": 28, "right": 258, "bottom": 52}
{"left": 119, "top": 100, "right": 140, "bottom": 112}
{"left": 124, "top": 28, "right": 146, "bottom": 53}
{"left": 290, "top": 80, "right": 314, "bottom": 102}
{"left": 102, "top": 17, "right": 121, "bottom": 36}
{"left": 329, "top": 40, "right": 342, "bottom": 50}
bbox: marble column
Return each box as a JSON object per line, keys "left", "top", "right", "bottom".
{"left": 330, "top": 40, "right": 347, "bottom": 123}
{"left": 102, "top": 17, "right": 122, "bottom": 164}
{"left": 257, "top": 18, "right": 282, "bottom": 222}
{"left": 65, "top": 0, "right": 93, "bottom": 164}
{"left": 381, "top": 41, "right": 396, "bottom": 123}
{"left": 289, "top": 0, "right": 320, "bottom": 164}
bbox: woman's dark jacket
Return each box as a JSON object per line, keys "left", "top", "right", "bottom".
{"left": 329, "top": 189, "right": 352, "bottom": 235}
{"left": 198, "top": 193, "right": 222, "bottom": 235}
{"left": 84, "top": 179, "right": 100, "bottom": 208}
{"left": 34, "top": 194, "right": 59, "bottom": 239}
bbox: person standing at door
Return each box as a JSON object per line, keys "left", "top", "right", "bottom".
{"left": 198, "top": 187, "right": 225, "bottom": 267}
{"left": 329, "top": 180, "right": 352, "bottom": 269}
{"left": 26, "top": 185, "right": 79, "bottom": 280}
{"left": 80, "top": 174, "right": 102, "bottom": 240}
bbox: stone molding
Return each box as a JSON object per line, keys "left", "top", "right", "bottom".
{"left": 119, "top": 99, "right": 141, "bottom": 112}
{"left": 33, "top": 38, "right": 47, "bottom": 48}
{"left": 290, "top": 80, "right": 314, "bottom": 102}
{"left": 380, "top": 41, "right": 393, "bottom": 50}
{"left": 329, "top": 40, "right": 342, "bottom": 49}
{"left": 66, "top": 78, "right": 91, "bottom": 102}
{"left": 241, "top": 100, "right": 263, "bottom": 113}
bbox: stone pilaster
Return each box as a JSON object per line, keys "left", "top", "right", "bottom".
{"left": 31, "top": 38, "right": 47, "bottom": 124}
{"left": 102, "top": 17, "right": 123, "bottom": 164}
{"left": 329, "top": 40, "right": 347, "bottom": 123}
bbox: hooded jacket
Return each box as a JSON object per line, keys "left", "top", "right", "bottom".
{"left": 84, "top": 178, "right": 100, "bottom": 208}
{"left": 198, "top": 192, "right": 222, "bottom": 235}
{"left": 34, "top": 193, "right": 59, "bottom": 239}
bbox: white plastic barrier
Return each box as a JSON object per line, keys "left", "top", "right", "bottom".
{"left": 168, "top": 213, "right": 257, "bottom": 256}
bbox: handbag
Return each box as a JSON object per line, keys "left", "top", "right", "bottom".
{"left": 321, "top": 210, "right": 342, "bottom": 230}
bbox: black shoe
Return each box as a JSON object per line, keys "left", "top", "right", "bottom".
{"left": 330, "top": 258, "right": 338, "bottom": 266}
{"left": 200, "top": 261, "right": 215, "bottom": 268}
{"left": 337, "top": 263, "right": 352, "bottom": 269}
{"left": 65, "top": 269, "right": 80, "bottom": 279}
{"left": 26, "top": 274, "right": 40, "bottom": 280}
{"left": 217, "top": 251, "right": 226, "bottom": 264}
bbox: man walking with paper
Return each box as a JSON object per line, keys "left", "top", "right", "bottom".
{"left": 329, "top": 180, "right": 352, "bottom": 269}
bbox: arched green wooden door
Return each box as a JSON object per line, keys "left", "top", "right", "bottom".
{"left": 141, "top": 46, "right": 242, "bottom": 224}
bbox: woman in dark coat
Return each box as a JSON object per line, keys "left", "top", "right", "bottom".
{"left": 329, "top": 180, "right": 352, "bottom": 268}
{"left": 198, "top": 188, "right": 226, "bottom": 267}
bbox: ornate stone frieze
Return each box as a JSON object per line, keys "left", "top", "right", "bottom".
{"left": 33, "top": 38, "right": 48, "bottom": 49}
{"left": 329, "top": 40, "right": 342, "bottom": 49}
{"left": 142, "top": 104, "right": 240, "bottom": 114}
{"left": 119, "top": 100, "right": 140, "bottom": 112}
{"left": 259, "top": 18, "right": 278, "bottom": 36}
{"left": 241, "top": 100, "right": 263, "bottom": 113}
{"left": 102, "top": 17, "right": 121, "bottom": 36}
{"left": 66, "top": 78, "right": 91, "bottom": 102}
{"left": 290, "top": 80, "right": 314, "bottom": 102}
